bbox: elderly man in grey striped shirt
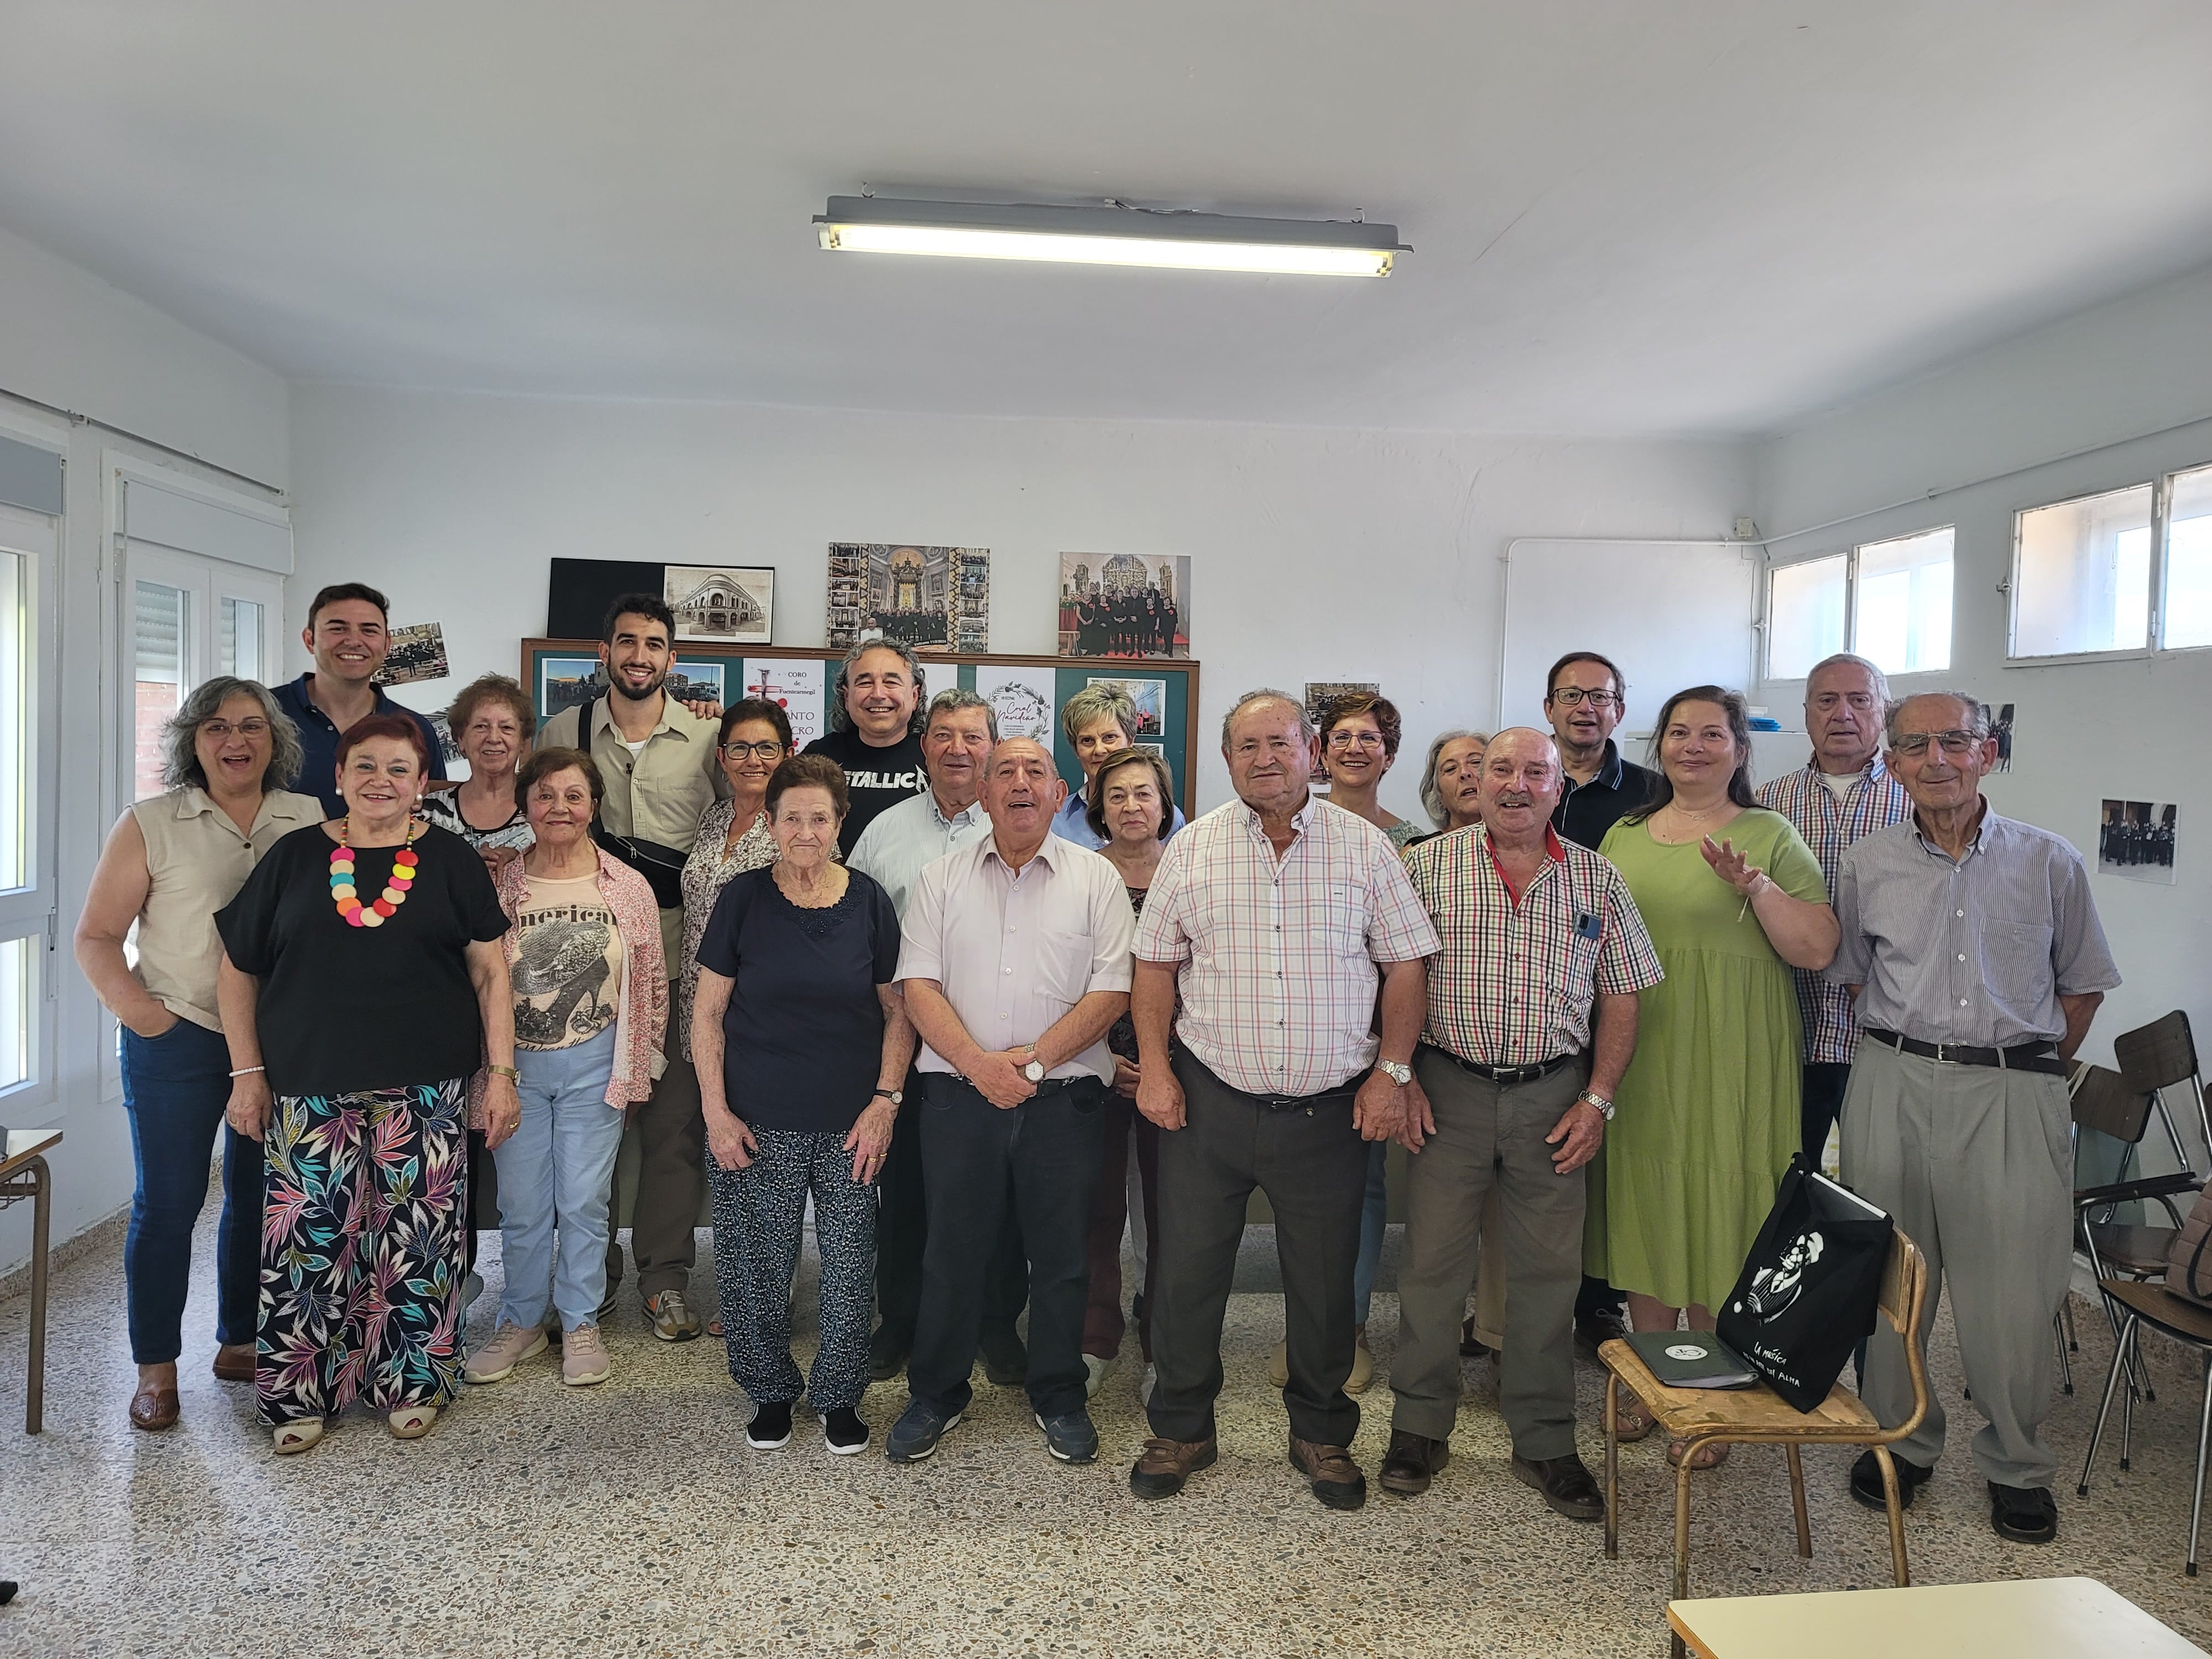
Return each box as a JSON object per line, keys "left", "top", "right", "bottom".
{"left": 1828, "top": 691, "right": 2119, "bottom": 1547}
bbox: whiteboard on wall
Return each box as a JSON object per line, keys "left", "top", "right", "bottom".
{"left": 1496, "top": 539, "right": 1760, "bottom": 737}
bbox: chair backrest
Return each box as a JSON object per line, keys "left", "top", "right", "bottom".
{"left": 1875, "top": 1228, "right": 1933, "bottom": 1442}
{"left": 2117, "top": 1010, "right": 2200, "bottom": 1094}
{"left": 2071, "top": 1062, "right": 2159, "bottom": 1145}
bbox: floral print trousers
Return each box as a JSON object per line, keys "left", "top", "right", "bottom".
{"left": 258, "top": 1078, "right": 468, "bottom": 1426}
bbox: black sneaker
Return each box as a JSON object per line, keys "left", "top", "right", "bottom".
{"left": 1989, "top": 1481, "right": 2058, "bottom": 1544}
{"left": 822, "top": 1407, "right": 870, "bottom": 1456}
{"left": 980, "top": 1327, "right": 1028, "bottom": 1387}
{"left": 1849, "top": 1448, "right": 1933, "bottom": 1510}
{"left": 746, "top": 1401, "right": 793, "bottom": 1450}
{"left": 1035, "top": 1409, "right": 1100, "bottom": 1464}
{"left": 886, "top": 1399, "right": 962, "bottom": 1463}
{"left": 868, "top": 1325, "right": 910, "bottom": 1384}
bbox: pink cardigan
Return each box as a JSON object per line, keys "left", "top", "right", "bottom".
{"left": 470, "top": 847, "right": 667, "bottom": 1124}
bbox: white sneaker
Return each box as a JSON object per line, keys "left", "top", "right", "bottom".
{"left": 466, "top": 1321, "right": 547, "bottom": 1384}
{"left": 561, "top": 1323, "right": 612, "bottom": 1387}
{"left": 1083, "top": 1353, "right": 1108, "bottom": 1399}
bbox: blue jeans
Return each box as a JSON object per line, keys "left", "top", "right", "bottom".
{"left": 1353, "top": 1140, "right": 1388, "bottom": 1326}
{"left": 121, "top": 1016, "right": 264, "bottom": 1365}
{"left": 494, "top": 1027, "right": 624, "bottom": 1332}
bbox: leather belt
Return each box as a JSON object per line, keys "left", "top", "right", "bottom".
{"left": 1420, "top": 1044, "right": 1579, "bottom": 1086}
{"left": 1863, "top": 1027, "right": 2067, "bottom": 1077}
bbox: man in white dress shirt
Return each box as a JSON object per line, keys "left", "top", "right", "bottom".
{"left": 887, "top": 739, "right": 1136, "bottom": 1467}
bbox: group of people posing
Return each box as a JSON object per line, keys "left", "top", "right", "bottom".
{"left": 77, "top": 583, "right": 2115, "bottom": 1544}
{"left": 1065, "top": 583, "right": 1180, "bottom": 658}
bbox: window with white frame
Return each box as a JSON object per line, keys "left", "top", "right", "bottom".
{"left": 2163, "top": 462, "right": 2212, "bottom": 651}
{"left": 0, "top": 498, "right": 57, "bottom": 1099}
{"left": 2011, "top": 484, "right": 2154, "bottom": 659}
{"left": 1766, "top": 526, "right": 1954, "bottom": 679}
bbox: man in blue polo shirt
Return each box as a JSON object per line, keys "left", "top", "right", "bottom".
{"left": 272, "top": 582, "right": 445, "bottom": 815}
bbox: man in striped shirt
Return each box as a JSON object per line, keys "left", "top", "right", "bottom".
{"left": 1383, "top": 728, "right": 1663, "bottom": 1519}
{"left": 1127, "top": 690, "right": 1440, "bottom": 1511}
{"left": 1754, "top": 653, "right": 1912, "bottom": 1165}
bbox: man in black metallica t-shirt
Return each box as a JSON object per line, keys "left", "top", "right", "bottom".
{"left": 803, "top": 639, "right": 930, "bottom": 855}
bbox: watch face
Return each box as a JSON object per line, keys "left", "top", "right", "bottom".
{"left": 1024, "top": 1061, "right": 1045, "bottom": 1081}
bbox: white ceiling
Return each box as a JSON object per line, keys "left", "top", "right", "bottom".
{"left": 3, "top": 1, "right": 2211, "bottom": 436}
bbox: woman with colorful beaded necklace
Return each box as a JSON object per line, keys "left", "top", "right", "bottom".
{"left": 214, "top": 713, "right": 519, "bottom": 1454}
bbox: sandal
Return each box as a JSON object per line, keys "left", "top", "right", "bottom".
{"left": 273, "top": 1420, "right": 325, "bottom": 1455}
{"left": 1667, "top": 1436, "right": 1731, "bottom": 1470}
{"left": 387, "top": 1405, "right": 439, "bottom": 1440}
{"left": 1609, "top": 1397, "right": 1658, "bottom": 1443}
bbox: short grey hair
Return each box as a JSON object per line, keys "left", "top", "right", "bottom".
{"left": 160, "top": 676, "right": 302, "bottom": 793}
{"left": 1058, "top": 683, "right": 1136, "bottom": 745}
{"left": 924, "top": 686, "right": 997, "bottom": 742}
{"left": 1884, "top": 690, "right": 1992, "bottom": 748}
{"left": 1417, "top": 728, "right": 1491, "bottom": 830}
{"left": 829, "top": 638, "right": 927, "bottom": 735}
{"left": 1804, "top": 651, "right": 1891, "bottom": 707}
{"left": 1220, "top": 687, "right": 1313, "bottom": 750}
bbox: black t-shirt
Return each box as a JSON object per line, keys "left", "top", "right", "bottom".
{"left": 801, "top": 726, "right": 928, "bottom": 855}
{"left": 214, "top": 822, "right": 511, "bottom": 1097}
{"left": 1552, "top": 742, "right": 1659, "bottom": 851}
{"left": 695, "top": 865, "right": 901, "bottom": 1134}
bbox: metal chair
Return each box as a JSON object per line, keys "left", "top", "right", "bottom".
{"left": 2076, "top": 1277, "right": 2212, "bottom": 1575}
{"left": 1602, "top": 1229, "right": 1929, "bottom": 1658}
{"left": 2115, "top": 1009, "right": 2212, "bottom": 1171}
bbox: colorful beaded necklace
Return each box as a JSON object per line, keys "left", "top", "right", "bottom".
{"left": 329, "top": 815, "right": 420, "bottom": 928}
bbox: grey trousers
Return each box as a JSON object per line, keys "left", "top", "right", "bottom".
{"left": 606, "top": 1049, "right": 704, "bottom": 1298}
{"left": 1840, "top": 1037, "right": 2074, "bottom": 1488}
{"left": 1391, "top": 1050, "right": 1588, "bottom": 1459}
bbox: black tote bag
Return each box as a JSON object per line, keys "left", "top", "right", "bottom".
{"left": 1715, "top": 1155, "right": 1895, "bottom": 1412}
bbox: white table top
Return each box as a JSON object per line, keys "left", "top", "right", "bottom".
{"left": 1, "top": 1128, "right": 62, "bottom": 1176}
{"left": 1669, "top": 1576, "right": 2206, "bottom": 1658}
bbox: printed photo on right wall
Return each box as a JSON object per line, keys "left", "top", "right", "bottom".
{"left": 2098, "top": 799, "right": 2178, "bottom": 885}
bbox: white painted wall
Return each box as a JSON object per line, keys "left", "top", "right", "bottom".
{"left": 0, "top": 229, "right": 290, "bottom": 1277}
{"left": 1755, "top": 263, "right": 2212, "bottom": 1128}
{"left": 288, "top": 387, "right": 1753, "bottom": 815}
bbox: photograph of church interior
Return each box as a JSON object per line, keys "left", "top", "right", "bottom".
{"left": 5, "top": 4, "right": 2212, "bottom": 1655}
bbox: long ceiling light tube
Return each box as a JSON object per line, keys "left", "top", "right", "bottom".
{"left": 815, "top": 196, "right": 1408, "bottom": 278}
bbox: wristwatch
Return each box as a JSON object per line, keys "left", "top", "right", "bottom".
{"left": 872, "top": 1088, "right": 902, "bottom": 1107}
{"left": 1023, "top": 1059, "right": 1047, "bottom": 1083}
{"left": 1378, "top": 1060, "right": 1413, "bottom": 1087}
{"left": 1578, "top": 1089, "right": 1615, "bottom": 1121}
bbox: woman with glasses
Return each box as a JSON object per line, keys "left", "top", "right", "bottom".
{"left": 1587, "top": 686, "right": 1837, "bottom": 1465}
{"left": 677, "top": 700, "right": 795, "bottom": 1335}
{"left": 1318, "top": 691, "right": 1422, "bottom": 849}
{"left": 75, "top": 679, "right": 323, "bottom": 1431}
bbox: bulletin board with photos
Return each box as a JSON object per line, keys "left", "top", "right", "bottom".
{"left": 521, "top": 639, "right": 1203, "bottom": 818}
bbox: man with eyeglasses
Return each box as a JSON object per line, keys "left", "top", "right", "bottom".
{"left": 1755, "top": 653, "right": 1912, "bottom": 1165}
{"left": 1541, "top": 651, "right": 1656, "bottom": 854}
{"left": 849, "top": 690, "right": 1030, "bottom": 1387}
{"left": 1829, "top": 692, "right": 2119, "bottom": 1547}
{"left": 1539, "top": 650, "right": 1654, "bottom": 1358}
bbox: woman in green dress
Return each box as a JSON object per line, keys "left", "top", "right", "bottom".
{"left": 1588, "top": 686, "right": 1838, "bottom": 1459}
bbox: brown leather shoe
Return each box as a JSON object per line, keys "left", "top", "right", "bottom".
{"left": 1129, "top": 1435, "right": 1218, "bottom": 1500}
{"left": 1512, "top": 1452, "right": 1606, "bottom": 1521}
{"left": 1379, "top": 1428, "right": 1451, "bottom": 1495}
{"left": 1288, "top": 1434, "right": 1368, "bottom": 1510}
{"left": 212, "top": 1343, "right": 255, "bottom": 1383}
{"left": 129, "top": 1385, "right": 180, "bottom": 1432}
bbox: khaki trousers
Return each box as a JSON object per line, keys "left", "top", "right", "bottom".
{"left": 1391, "top": 1050, "right": 1588, "bottom": 1460}
{"left": 606, "top": 1048, "right": 704, "bottom": 1298}
{"left": 1841, "top": 1037, "right": 2073, "bottom": 1489}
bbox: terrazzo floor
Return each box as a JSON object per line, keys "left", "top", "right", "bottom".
{"left": 3, "top": 1209, "right": 2210, "bottom": 1658}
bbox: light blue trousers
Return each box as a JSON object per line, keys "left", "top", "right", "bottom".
{"left": 494, "top": 1026, "right": 625, "bottom": 1332}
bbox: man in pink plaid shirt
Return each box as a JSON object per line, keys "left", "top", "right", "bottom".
{"left": 1125, "top": 689, "right": 1439, "bottom": 1512}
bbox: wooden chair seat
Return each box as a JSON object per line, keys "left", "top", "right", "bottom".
{"left": 1599, "top": 1337, "right": 1881, "bottom": 1440}
{"left": 2087, "top": 1221, "right": 2180, "bottom": 1277}
{"left": 2101, "top": 1276, "right": 2212, "bottom": 1345}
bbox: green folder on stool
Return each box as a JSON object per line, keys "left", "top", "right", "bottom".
{"left": 1624, "top": 1330, "right": 1757, "bottom": 1389}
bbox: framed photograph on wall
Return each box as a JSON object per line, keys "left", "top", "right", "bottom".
{"left": 536, "top": 653, "right": 606, "bottom": 716}
{"left": 665, "top": 565, "right": 774, "bottom": 646}
{"left": 1058, "top": 554, "right": 1189, "bottom": 659}
{"left": 826, "top": 543, "right": 988, "bottom": 654}
{"left": 1086, "top": 675, "right": 1167, "bottom": 739}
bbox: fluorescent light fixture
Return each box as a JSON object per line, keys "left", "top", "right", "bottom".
{"left": 815, "top": 196, "right": 1407, "bottom": 278}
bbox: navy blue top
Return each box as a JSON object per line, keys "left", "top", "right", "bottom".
{"left": 273, "top": 672, "right": 447, "bottom": 816}
{"left": 695, "top": 865, "right": 903, "bottom": 1134}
